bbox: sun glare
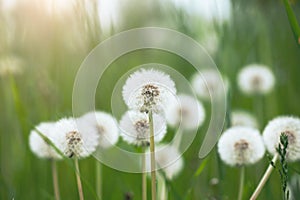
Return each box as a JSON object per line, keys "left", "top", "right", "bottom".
{"left": 41, "top": 0, "right": 76, "bottom": 14}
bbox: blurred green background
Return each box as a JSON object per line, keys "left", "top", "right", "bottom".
{"left": 0, "top": 0, "right": 300, "bottom": 199}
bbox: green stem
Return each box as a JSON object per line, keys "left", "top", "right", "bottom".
{"left": 250, "top": 153, "right": 279, "bottom": 200}
{"left": 96, "top": 161, "right": 102, "bottom": 200}
{"left": 9, "top": 74, "right": 27, "bottom": 138}
{"left": 148, "top": 110, "right": 156, "bottom": 200}
{"left": 51, "top": 160, "right": 60, "bottom": 200}
{"left": 75, "top": 157, "right": 85, "bottom": 200}
{"left": 142, "top": 148, "right": 147, "bottom": 200}
{"left": 238, "top": 166, "right": 245, "bottom": 200}
{"left": 283, "top": 0, "right": 300, "bottom": 46}
{"left": 157, "top": 172, "right": 168, "bottom": 200}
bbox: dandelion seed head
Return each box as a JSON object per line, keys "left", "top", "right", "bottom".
{"left": 51, "top": 118, "right": 99, "bottom": 159}
{"left": 65, "top": 131, "right": 83, "bottom": 158}
{"left": 191, "top": 69, "right": 225, "bottom": 100}
{"left": 237, "top": 64, "right": 275, "bottom": 95}
{"left": 231, "top": 110, "right": 258, "bottom": 128}
{"left": 218, "top": 126, "right": 265, "bottom": 166}
{"left": 119, "top": 110, "right": 167, "bottom": 146}
{"left": 122, "top": 69, "right": 176, "bottom": 113}
{"left": 209, "top": 178, "right": 219, "bottom": 186}
{"left": 29, "top": 122, "right": 61, "bottom": 160}
{"left": 165, "top": 94, "right": 206, "bottom": 130}
{"left": 77, "top": 111, "right": 119, "bottom": 149}
{"left": 263, "top": 116, "right": 300, "bottom": 161}
{"left": 145, "top": 145, "right": 184, "bottom": 179}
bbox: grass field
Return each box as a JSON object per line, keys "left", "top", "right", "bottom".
{"left": 1, "top": 0, "right": 300, "bottom": 199}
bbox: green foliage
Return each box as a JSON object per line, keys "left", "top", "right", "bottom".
{"left": 283, "top": 0, "right": 300, "bottom": 46}
{"left": 1, "top": 0, "right": 300, "bottom": 199}
{"left": 276, "top": 133, "right": 290, "bottom": 200}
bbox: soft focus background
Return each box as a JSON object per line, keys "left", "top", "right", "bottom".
{"left": 1, "top": 0, "right": 300, "bottom": 199}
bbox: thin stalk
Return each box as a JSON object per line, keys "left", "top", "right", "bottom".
{"left": 283, "top": 0, "right": 300, "bottom": 46}
{"left": 238, "top": 166, "right": 245, "bottom": 200}
{"left": 142, "top": 147, "right": 147, "bottom": 200}
{"left": 157, "top": 172, "right": 168, "bottom": 200}
{"left": 148, "top": 110, "right": 156, "bottom": 200}
{"left": 9, "top": 74, "right": 27, "bottom": 138}
{"left": 96, "top": 161, "right": 102, "bottom": 199}
{"left": 250, "top": 153, "right": 279, "bottom": 200}
{"left": 51, "top": 160, "right": 60, "bottom": 200}
{"left": 75, "top": 157, "right": 85, "bottom": 200}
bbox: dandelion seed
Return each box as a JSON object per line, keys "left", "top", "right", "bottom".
{"left": 201, "top": 32, "right": 219, "bottom": 55}
{"left": 209, "top": 178, "right": 219, "bottom": 186}
{"left": 122, "top": 69, "right": 176, "bottom": 113}
{"left": 29, "top": 122, "right": 62, "bottom": 200}
{"left": 218, "top": 126, "right": 265, "bottom": 166}
{"left": 146, "top": 145, "right": 184, "bottom": 180}
{"left": 119, "top": 110, "right": 167, "bottom": 146}
{"left": 0, "top": 55, "right": 23, "bottom": 76}
{"left": 191, "top": 69, "right": 225, "bottom": 100}
{"left": 51, "top": 118, "right": 99, "bottom": 159}
{"left": 231, "top": 110, "right": 258, "bottom": 128}
{"left": 237, "top": 64, "right": 275, "bottom": 95}
{"left": 77, "top": 111, "right": 119, "bottom": 149}
{"left": 165, "top": 94, "right": 205, "bottom": 130}
{"left": 29, "top": 122, "right": 62, "bottom": 160}
{"left": 263, "top": 116, "right": 300, "bottom": 161}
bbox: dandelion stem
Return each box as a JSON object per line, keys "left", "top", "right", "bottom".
{"left": 148, "top": 110, "right": 156, "bottom": 200}
{"left": 51, "top": 160, "right": 60, "bottom": 200}
{"left": 238, "top": 166, "right": 245, "bottom": 200}
{"left": 96, "top": 161, "right": 102, "bottom": 200}
{"left": 142, "top": 147, "right": 147, "bottom": 200}
{"left": 250, "top": 153, "right": 279, "bottom": 200}
{"left": 75, "top": 157, "right": 85, "bottom": 200}
{"left": 157, "top": 172, "right": 168, "bottom": 200}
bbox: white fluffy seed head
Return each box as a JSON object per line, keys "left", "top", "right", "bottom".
{"left": 145, "top": 144, "right": 184, "bottom": 179}
{"left": 0, "top": 55, "right": 23, "bottom": 76}
{"left": 77, "top": 111, "right": 119, "bottom": 149}
{"left": 263, "top": 116, "right": 300, "bottom": 162}
{"left": 122, "top": 69, "right": 176, "bottom": 113}
{"left": 201, "top": 32, "right": 219, "bottom": 55}
{"left": 218, "top": 126, "right": 265, "bottom": 166}
{"left": 231, "top": 110, "right": 258, "bottom": 128}
{"left": 191, "top": 69, "right": 225, "bottom": 100}
{"left": 165, "top": 94, "right": 205, "bottom": 130}
{"left": 237, "top": 64, "right": 275, "bottom": 95}
{"left": 119, "top": 110, "right": 167, "bottom": 146}
{"left": 51, "top": 118, "right": 99, "bottom": 159}
{"left": 29, "top": 122, "right": 62, "bottom": 160}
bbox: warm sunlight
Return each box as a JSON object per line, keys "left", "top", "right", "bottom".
{"left": 2, "top": 0, "right": 76, "bottom": 13}
{"left": 1, "top": 0, "right": 300, "bottom": 199}
{"left": 39, "top": 0, "right": 76, "bottom": 14}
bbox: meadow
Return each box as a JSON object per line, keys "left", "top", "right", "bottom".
{"left": 0, "top": 0, "right": 300, "bottom": 199}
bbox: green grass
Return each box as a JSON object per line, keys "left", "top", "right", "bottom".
{"left": 1, "top": 0, "right": 300, "bottom": 199}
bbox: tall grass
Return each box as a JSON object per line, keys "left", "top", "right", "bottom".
{"left": 0, "top": 0, "right": 300, "bottom": 199}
